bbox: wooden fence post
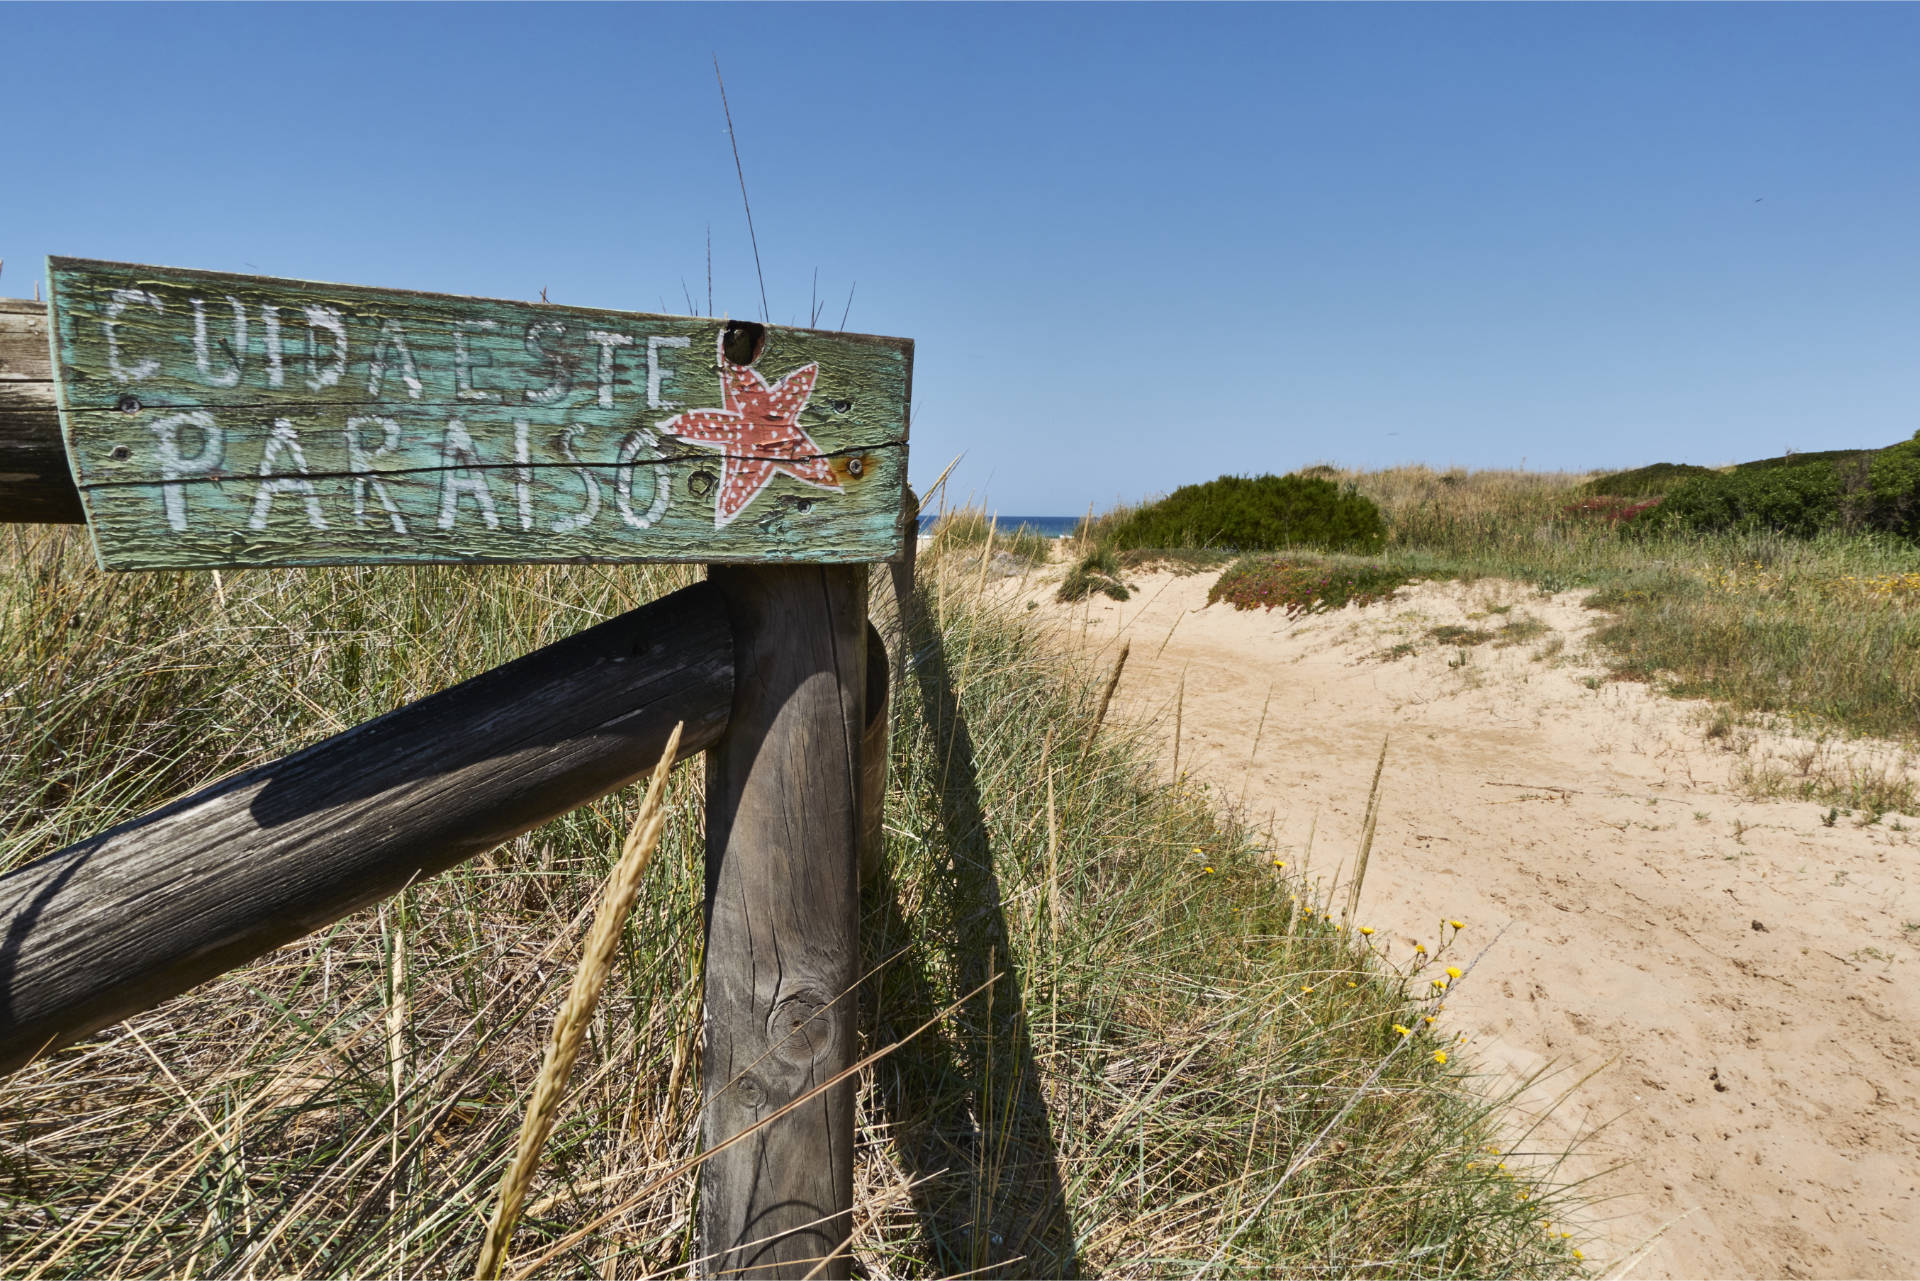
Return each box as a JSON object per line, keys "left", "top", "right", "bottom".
{"left": 858, "top": 623, "right": 890, "bottom": 888}
{"left": 701, "top": 564, "right": 868, "bottom": 1279}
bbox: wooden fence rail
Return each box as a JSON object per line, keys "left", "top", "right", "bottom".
{"left": 0, "top": 299, "right": 79, "bottom": 524}
{"left": 0, "top": 578, "right": 733, "bottom": 1074}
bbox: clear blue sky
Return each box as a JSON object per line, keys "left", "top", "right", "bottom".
{"left": 5, "top": 3, "right": 1917, "bottom": 513}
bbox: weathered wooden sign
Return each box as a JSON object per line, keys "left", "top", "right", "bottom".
{"left": 45, "top": 258, "right": 912, "bottom": 569}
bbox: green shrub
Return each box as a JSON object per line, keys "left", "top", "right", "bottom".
{"left": 1639, "top": 435, "right": 1920, "bottom": 541}
{"left": 1645, "top": 458, "right": 1845, "bottom": 538}
{"left": 1853, "top": 433, "right": 1920, "bottom": 540}
{"left": 1578, "top": 462, "right": 1714, "bottom": 498}
{"left": 1208, "top": 556, "right": 1413, "bottom": 616}
{"left": 1734, "top": 448, "right": 1876, "bottom": 474}
{"left": 1101, "top": 474, "right": 1386, "bottom": 554}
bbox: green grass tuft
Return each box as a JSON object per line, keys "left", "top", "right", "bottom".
{"left": 1208, "top": 556, "right": 1415, "bottom": 617}
{"left": 1057, "top": 542, "right": 1132, "bottom": 602}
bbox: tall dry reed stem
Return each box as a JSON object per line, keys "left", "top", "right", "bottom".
{"left": 1343, "top": 736, "right": 1389, "bottom": 927}
{"left": 473, "top": 722, "right": 684, "bottom": 1280}
{"left": 1078, "top": 640, "right": 1130, "bottom": 765}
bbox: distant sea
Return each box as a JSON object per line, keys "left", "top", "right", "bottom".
{"left": 916, "top": 514, "right": 1080, "bottom": 538}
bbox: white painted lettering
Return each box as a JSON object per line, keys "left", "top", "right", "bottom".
{"left": 303, "top": 305, "right": 348, "bottom": 391}
{"left": 586, "top": 329, "right": 634, "bottom": 408}
{"left": 344, "top": 416, "right": 409, "bottom": 533}
{"left": 148, "top": 411, "right": 223, "bottom": 532}
{"left": 647, "top": 335, "right": 691, "bottom": 410}
{"left": 453, "top": 319, "right": 503, "bottom": 402}
{"left": 367, "top": 319, "right": 423, "bottom": 400}
{"left": 436, "top": 419, "right": 500, "bottom": 530}
{"left": 513, "top": 419, "right": 533, "bottom": 531}
{"left": 550, "top": 424, "right": 600, "bottom": 533}
{"left": 523, "top": 320, "right": 571, "bottom": 405}
{"left": 103, "top": 289, "right": 164, "bottom": 383}
{"left": 248, "top": 419, "right": 328, "bottom": 530}
{"left": 190, "top": 296, "right": 247, "bottom": 388}
{"left": 615, "top": 429, "right": 670, "bottom": 529}
{"left": 262, "top": 306, "right": 285, "bottom": 388}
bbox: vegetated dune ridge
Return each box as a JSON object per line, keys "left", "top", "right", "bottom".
{"left": 1017, "top": 566, "right": 1919, "bottom": 1280}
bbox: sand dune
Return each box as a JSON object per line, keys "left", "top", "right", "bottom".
{"left": 1017, "top": 566, "right": 1919, "bottom": 1280}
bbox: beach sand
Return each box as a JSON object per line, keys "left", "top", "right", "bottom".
{"left": 1010, "top": 564, "right": 1920, "bottom": 1279}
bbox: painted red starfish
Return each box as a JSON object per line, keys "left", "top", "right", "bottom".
{"left": 659, "top": 343, "right": 841, "bottom": 528}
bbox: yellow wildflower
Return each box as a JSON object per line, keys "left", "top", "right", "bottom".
{"left": 1392, "top": 1024, "right": 1411, "bottom": 1036}
{"left": 1301, "top": 986, "right": 1314, "bottom": 994}
{"left": 1414, "top": 943, "right": 1427, "bottom": 954}
{"left": 1446, "top": 966, "right": 1462, "bottom": 979}
{"left": 1431, "top": 978, "right": 1448, "bottom": 990}
{"left": 1449, "top": 919, "right": 1465, "bottom": 930}
{"left": 1572, "top": 1248, "right": 1584, "bottom": 1261}
{"left": 1424, "top": 1014, "right": 1436, "bottom": 1025}
{"left": 1433, "top": 1050, "right": 1448, "bottom": 1065}
{"left": 1359, "top": 926, "right": 1374, "bottom": 936}
{"left": 1203, "top": 866, "right": 1215, "bottom": 875}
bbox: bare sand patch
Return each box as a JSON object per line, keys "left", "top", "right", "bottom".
{"left": 1017, "top": 566, "right": 1920, "bottom": 1280}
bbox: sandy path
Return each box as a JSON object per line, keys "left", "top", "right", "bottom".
{"left": 1013, "top": 567, "right": 1919, "bottom": 1279}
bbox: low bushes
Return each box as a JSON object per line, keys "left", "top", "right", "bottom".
{"left": 1578, "top": 462, "right": 1714, "bottom": 498}
{"left": 1208, "top": 555, "right": 1414, "bottom": 616}
{"left": 1098, "top": 474, "right": 1386, "bottom": 555}
{"left": 1640, "top": 433, "right": 1920, "bottom": 541}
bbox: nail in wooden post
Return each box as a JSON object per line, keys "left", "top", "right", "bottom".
{"left": 701, "top": 564, "right": 866, "bottom": 1279}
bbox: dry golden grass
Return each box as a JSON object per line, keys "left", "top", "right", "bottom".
{"left": 476, "top": 723, "right": 683, "bottom": 1280}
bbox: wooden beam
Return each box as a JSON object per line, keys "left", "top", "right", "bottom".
{"left": 700, "top": 565, "right": 866, "bottom": 1279}
{"left": 0, "top": 580, "right": 734, "bottom": 1075}
{"left": 0, "top": 299, "right": 81, "bottom": 524}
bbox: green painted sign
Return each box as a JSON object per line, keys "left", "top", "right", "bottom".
{"left": 44, "top": 258, "right": 912, "bottom": 570}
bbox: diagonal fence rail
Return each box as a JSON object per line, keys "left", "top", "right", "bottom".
{"left": 0, "top": 578, "right": 734, "bottom": 1074}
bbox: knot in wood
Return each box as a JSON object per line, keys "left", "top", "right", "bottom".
{"left": 766, "top": 991, "right": 836, "bottom": 1066}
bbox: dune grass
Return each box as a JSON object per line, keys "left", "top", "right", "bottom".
{"left": 928, "top": 509, "right": 1054, "bottom": 569}
{"left": 0, "top": 524, "right": 1587, "bottom": 1278}
{"left": 1281, "top": 466, "right": 1920, "bottom": 748}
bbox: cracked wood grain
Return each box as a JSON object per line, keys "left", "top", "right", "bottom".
{"left": 700, "top": 565, "right": 866, "bottom": 1278}
{"left": 0, "top": 299, "right": 81, "bottom": 523}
